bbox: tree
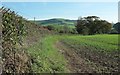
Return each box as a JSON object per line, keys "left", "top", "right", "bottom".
{"left": 76, "top": 16, "right": 112, "bottom": 35}
{"left": 113, "top": 22, "right": 120, "bottom": 33}
{"left": 63, "top": 25, "right": 69, "bottom": 33}
{"left": 76, "top": 17, "right": 88, "bottom": 34}
{"left": 47, "top": 25, "right": 55, "bottom": 31}
{"left": 110, "top": 28, "right": 118, "bottom": 34}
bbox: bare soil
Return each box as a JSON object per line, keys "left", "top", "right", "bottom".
{"left": 55, "top": 41, "right": 119, "bottom": 73}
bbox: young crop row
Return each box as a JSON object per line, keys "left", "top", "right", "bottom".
{"left": 62, "top": 35, "right": 118, "bottom": 53}
{"left": 79, "top": 35, "right": 118, "bottom": 46}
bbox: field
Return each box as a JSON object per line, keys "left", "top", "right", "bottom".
{"left": 26, "top": 34, "right": 119, "bottom": 73}
{"left": 1, "top": 4, "right": 119, "bottom": 73}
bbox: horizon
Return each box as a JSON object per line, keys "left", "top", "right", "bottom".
{"left": 27, "top": 18, "right": 115, "bottom": 24}
{"left": 1, "top": 2, "right": 118, "bottom": 23}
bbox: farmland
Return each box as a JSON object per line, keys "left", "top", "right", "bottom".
{"left": 1, "top": 8, "right": 119, "bottom": 73}
{"left": 59, "top": 34, "right": 119, "bottom": 73}
{"left": 26, "top": 34, "right": 119, "bottom": 73}
{"left": 1, "top": 3, "right": 119, "bottom": 73}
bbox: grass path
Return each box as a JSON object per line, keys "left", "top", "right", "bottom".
{"left": 26, "top": 35, "right": 69, "bottom": 73}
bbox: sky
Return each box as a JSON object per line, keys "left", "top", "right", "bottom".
{"left": 0, "top": 0, "right": 119, "bottom": 2}
{"left": 1, "top": 2, "right": 118, "bottom": 23}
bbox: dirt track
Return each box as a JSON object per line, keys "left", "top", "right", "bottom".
{"left": 56, "top": 41, "right": 97, "bottom": 73}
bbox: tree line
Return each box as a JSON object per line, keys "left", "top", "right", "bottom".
{"left": 76, "top": 16, "right": 112, "bottom": 35}
{"left": 46, "top": 16, "right": 119, "bottom": 35}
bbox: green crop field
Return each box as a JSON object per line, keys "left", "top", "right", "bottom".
{"left": 62, "top": 34, "right": 118, "bottom": 52}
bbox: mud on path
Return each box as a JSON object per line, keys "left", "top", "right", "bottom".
{"left": 55, "top": 41, "right": 119, "bottom": 73}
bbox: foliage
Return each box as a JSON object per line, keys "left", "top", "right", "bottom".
{"left": 76, "top": 16, "right": 112, "bottom": 35}
{"left": 47, "top": 25, "right": 55, "bottom": 31}
{"left": 46, "top": 25, "right": 77, "bottom": 34}
{"left": 113, "top": 22, "right": 120, "bottom": 33}
{"left": 110, "top": 28, "right": 118, "bottom": 34}
{"left": 1, "top": 7, "right": 31, "bottom": 73}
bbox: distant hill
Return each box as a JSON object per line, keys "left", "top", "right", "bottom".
{"left": 31, "top": 18, "right": 77, "bottom": 26}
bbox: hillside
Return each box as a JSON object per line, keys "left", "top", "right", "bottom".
{"left": 31, "top": 18, "right": 76, "bottom": 26}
